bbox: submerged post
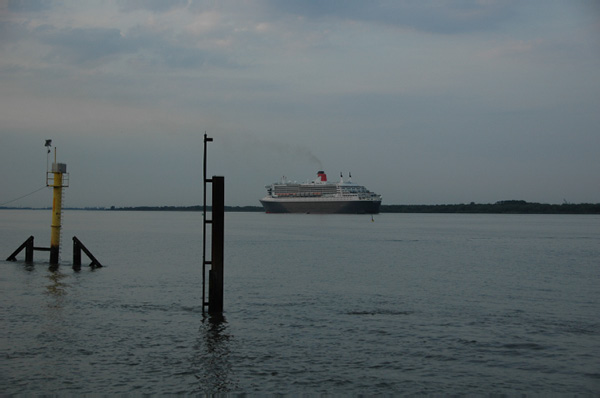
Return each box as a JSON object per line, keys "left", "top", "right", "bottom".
{"left": 208, "top": 176, "right": 224, "bottom": 314}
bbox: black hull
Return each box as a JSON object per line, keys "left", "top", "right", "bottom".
{"left": 260, "top": 199, "right": 381, "bottom": 214}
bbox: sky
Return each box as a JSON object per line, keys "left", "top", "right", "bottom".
{"left": 1, "top": 0, "right": 599, "bottom": 208}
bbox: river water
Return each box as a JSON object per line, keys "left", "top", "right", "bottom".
{"left": 1, "top": 210, "right": 598, "bottom": 395}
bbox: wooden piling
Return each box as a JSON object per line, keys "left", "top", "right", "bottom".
{"left": 72, "top": 236, "right": 103, "bottom": 269}
{"left": 6, "top": 236, "right": 34, "bottom": 262}
{"left": 25, "top": 237, "right": 34, "bottom": 263}
{"left": 73, "top": 238, "right": 81, "bottom": 269}
{"left": 5, "top": 236, "right": 53, "bottom": 263}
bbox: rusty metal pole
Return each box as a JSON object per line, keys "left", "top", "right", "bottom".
{"left": 202, "top": 133, "right": 213, "bottom": 312}
{"left": 208, "top": 176, "right": 224, "bottom": 314}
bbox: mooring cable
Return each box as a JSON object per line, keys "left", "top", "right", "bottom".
{"left": 0, "top": 186, "right": 49, "bottom": 207}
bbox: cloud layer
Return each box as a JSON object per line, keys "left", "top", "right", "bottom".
{"left": 1, "top": 0, "right": 599, "bottom": 207}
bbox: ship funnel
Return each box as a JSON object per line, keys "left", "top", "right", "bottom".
{"left": 317, "top": 171, "right": 327, "bottom": 182}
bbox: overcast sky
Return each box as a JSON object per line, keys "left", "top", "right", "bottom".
{"left": 1, "top": 0, "right": 599, "bottom": 208}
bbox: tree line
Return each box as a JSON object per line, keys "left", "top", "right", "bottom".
{"left": 380, "top": 200, "right": 600, "bottom": 214}
{"left": 108, "top": 200, "right": 600, "bottom": 214}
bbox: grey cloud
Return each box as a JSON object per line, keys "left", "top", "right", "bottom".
{"left": 0, "top": 22, "right": 12, "bottom": 45}
{"left": 38, "top": 26, "right": 136, "bottom": 65}
{"left": 161, "top": 46, "right": 228, "bottom": 69}
{"left": 26, "top": 22, "right": 236, "bottom": 70}
{"left": 1, "top": 19, "right": 36, "bottom": 45}
{"left": 6, "top": 0, "right": 52, "bottom": 13}
{"left": 264, "top": 0, "right": 517, "bottom": 34}
{"left": 117, "top": 0, "right": 189, "bottom": 13}
{"left": 126, "top": 25, "right": 238, "bottom": 70}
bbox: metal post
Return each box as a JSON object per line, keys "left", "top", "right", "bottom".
{"left": 208, "top": 176, "right": 224, "bottom": 314}
{"left": 202, "top": 133, "right": 213, "bottom": 311}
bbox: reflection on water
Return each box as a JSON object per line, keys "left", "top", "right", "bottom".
{"left": 192, "top": 314, "right": 237, "bottom": 393}
{"left": 44, "top": 269, "right": 70, "bottom": 322}
{"left": 45, "top": 270, "right": 69, "bottom": 298}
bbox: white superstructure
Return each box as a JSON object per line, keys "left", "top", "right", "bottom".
{"left": 260, "top": 171, "right": 381, "bottom": 214}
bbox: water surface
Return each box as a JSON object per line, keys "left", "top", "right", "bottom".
{"left": 1, "top": 211, "right": 598, "bottom": 394}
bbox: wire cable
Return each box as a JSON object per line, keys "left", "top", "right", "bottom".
{"left": 0, "top": 186, "right": 49, "bottom": 207}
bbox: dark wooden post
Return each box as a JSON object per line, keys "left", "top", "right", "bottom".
{"left": 6, "top": 236, "right": 35, "bottom": 262}
{"left": 73, "top": 237, "right": 82, "bottom": 270}
{"left": 72, "top": 236, "right": 102, "bottom": 268}
{"left": 208, "top": 176, "right": 224, "bottom": 314}
{"left": 25, "top": 236, "right": 34, "bottom": 263}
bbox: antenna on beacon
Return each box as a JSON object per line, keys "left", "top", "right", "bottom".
{"left": 45, "top": 139, "right": 52, "bottom": 175}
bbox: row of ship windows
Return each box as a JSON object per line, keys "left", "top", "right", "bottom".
{"left": 273, "top": 191, "right": 371, "bottom": 196}
{"left": 341, "top": 187, "right": 369, "bottom": 193}
{"left": 274, "top": 188, "right": 337, "bottom": 193}
{"left": 274, "top": 192, "right": 324, "bottom": 197}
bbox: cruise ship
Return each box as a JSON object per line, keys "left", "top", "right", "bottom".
{"left": 260, "top": 171, "right": 382, "bottom": 214}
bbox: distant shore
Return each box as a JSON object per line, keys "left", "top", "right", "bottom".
{"left": 3, "top": 200, "right": 599, "bottom": 214}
